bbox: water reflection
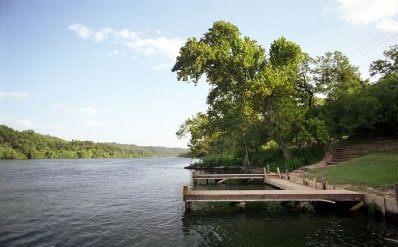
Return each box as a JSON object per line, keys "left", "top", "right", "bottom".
{"left": 181, "top": 169, "right": 398, "bottom": 246}
{"left": 182, "top": 201, "right": 398, "bottom": 246}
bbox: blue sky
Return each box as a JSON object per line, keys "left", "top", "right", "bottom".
{"left": 1, "top": 0, "right": 398, "bottom": 148}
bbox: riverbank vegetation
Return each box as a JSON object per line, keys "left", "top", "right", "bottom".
{"left": 307, "top": 151, "right": 398, "bottom": 193}
{"left": 172, "top": 21, "right": 398, "bottom": 168}
{"left": 0, "top": 125, "right": 188, "bottom": 159}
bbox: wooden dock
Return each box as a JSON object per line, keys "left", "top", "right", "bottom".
{"left": 192, "top": 169, "right": 281, "bottom": 184}
{"left": 184, "top": 171, "right": 365, "bottom": 212}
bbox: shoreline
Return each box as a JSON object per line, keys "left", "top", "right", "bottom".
{"left": 186, "top": 162, "right": 398, "bottom": 223}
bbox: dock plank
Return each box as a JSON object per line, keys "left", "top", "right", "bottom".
{"left": 184, "top": 189, "right": 364, "bottom": 202}
{"left": 184, "top": 172, "right": 365, "bottom": 211}
{"left": 193, "top": 174, "right": 264, "bottom": 180}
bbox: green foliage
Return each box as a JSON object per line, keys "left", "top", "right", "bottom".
{"left": 172, "top": 21, "right": 398, "bottom": 168}
{"left": 201, "top": 154, "right": 244, "bottom": 167}
{"left": 366, "top": 75, "right": 398, "bottom": 135}
{"left": 313, "top": 51, "right": 364, "bottom": 100}
{"left": 0, "top": 125, "right": 188, "bottom": 159}
{"left": 370, "top": 45, "right": 398, "bottom": 78}
{"left": 317, "top": 93, "right": 381, "bottom": 138}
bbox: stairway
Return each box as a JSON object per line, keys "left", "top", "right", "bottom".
{"left": 327, "top": 146, "right": 364, "bottom": 165}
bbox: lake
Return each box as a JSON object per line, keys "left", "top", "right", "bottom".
{"left": 1, "top": 158, "right": 398, "bottom": 246}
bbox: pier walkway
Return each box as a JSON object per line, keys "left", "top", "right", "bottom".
{"left": 183, "top": 170, "right": 364, "bottom": 212}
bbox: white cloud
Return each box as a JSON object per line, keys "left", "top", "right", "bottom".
{"left": 107, "top": 49, "right": 120, "bottom": 57}
{"left": 57, "top": 104, "right": 99, "bottom": 115}
{"left": 94, "top": 27, "right": 113, "bottom": 42}
{"left": 377, "top": 18, "right": 398, "bottom": 32}
{"left": 79, "top": 107, "right": 99, "bottom": 114}
{"left": 127, "top": 37, "right": 183, "bottom": 59}
{"left": 55, "top": 104, "right": 72, "bottom": 111}
{"left": 69, "top": 24, "right": 93, "bottom": 39}
{"left": 0, "top": 91, "right": 28, "bottom": 99}
{"left": 69, "top": 24, "right": 183, "bottom": 60}
{"left": 115, "top": 29, "right": 139, "bottom": 40}
{"left": 334, "top": 0, "right": 398, "bottom": 32}
{"left": 85, "top": 120, "right": 103, "bottom": 128}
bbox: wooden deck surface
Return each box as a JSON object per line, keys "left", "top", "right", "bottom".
{"left": 184, "top": 188, "right": 364, "bottom": 202}
{"left": 264, "top": 178, "right": 312, "bottom": 190}
{"left": 193, "top": 173, "right": 264, "bottom": 180}
{"left": 184, "top": 172, "right": 365, "bottom": 211}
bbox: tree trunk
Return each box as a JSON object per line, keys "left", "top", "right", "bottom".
{"left": 277, "top": 135, "right": 292, "bottom": 161}
{"left": 244, "top": 141, "right": 252, "bottom": 167}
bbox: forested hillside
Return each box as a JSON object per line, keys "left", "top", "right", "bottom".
{"left": 0, "top": 125, "right": 188, "bottom": 159}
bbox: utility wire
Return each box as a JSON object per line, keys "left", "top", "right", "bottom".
{"left": 350, "top": 22, "right": 398, "bottom": 59}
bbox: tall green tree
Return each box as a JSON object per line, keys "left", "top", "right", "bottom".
{"left": 172, "top": 21, "right": 267, "bottom": 165}
{"left": 370, "top": 45, "right": 398, "bottom": 79}
{"left": 313, "top": 51, "right": 364, "bottom": 100}
{"left": 366, "top": 74, "right": 398, "bottom": 135}
{"left": 173, "top": 21, "right": 332, "bottom": 162}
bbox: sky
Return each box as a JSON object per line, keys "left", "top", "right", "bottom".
{"left": 1, "top": 0, "right": 398, "bottom": 148}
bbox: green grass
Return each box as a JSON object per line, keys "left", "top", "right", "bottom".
{"left": 307, "top": 152, "right": 398, "bottom": 188}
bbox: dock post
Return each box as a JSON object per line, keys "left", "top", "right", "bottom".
{"left": 266, "top": 165, "right": 270, "bottom": 175}
{"left": 183, "top": 186, "right": 192, "bottom": 212}
{"left": 183, "top": 185, "right": 189, "bottom": 197}
{"left": 192, "top": 172, "right": 197, "bottom": 184}
{"left": 263, "top": 167, "right": 267, "bottom": 182}
{"left": 382, "top": 197, "right": 386, "bottom": 217}
{"left": 277, "top": 167, "right": 281, "bottom": 179}
{"left": 313, "top": 177, "right": 316, "bottom": 189}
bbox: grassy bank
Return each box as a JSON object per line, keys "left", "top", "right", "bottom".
{"left": 307, "top": 151, "right": 398, "bottom": 191}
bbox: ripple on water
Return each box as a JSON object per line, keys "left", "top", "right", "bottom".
{"left": 1, "top": 158, "right": 398, "bottom": 246}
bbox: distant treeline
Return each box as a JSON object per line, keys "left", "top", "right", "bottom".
{"left": 0, "top": 125, "right": 189, "bottom": 159}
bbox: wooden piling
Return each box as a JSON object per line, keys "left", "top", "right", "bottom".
{"left": 263, "top": 167, "right": 267, "bottom": 181}
{"left": 192, "top": 172, "right": 197, "bottom": 184}
{"left": 314, "top": 177, "right": 317, "bottom": 189}
{"left": 277, "top": 167, "right": 281, "bottom": 179}
{"left": 183, "top": 186, "right": 192, "bottom": 212}
{"left": 183, "top": 185, "right": 189, "bottom": 196}
{"left": 395, "top": 184, "right": 398, "bottom": 202}
{"left": 382, "top": 197, "right": 386, "bottom": 217}
{"left": 350, "top": 200, "right": 365, "bottom": 211}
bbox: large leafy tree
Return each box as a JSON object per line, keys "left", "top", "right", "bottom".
{"left": 312, "top": 51, "right": 364, "bottom": 100}
{"left": 369, "top": 45, "right": 398, "bottom": 78}
{"left": 172, "top": 21, "right": 267, "bottom": 165}
{"left": 370, "top": 45, "right": 398, "bottom": 79}
{"left": 173, "top": 22, "right": 327, "bottom": 162}
{"left": 248, "top": 37, "right": 304, "bottom": 160}
{"left": 366, "top": 74, "right": 398, "bottom": 135}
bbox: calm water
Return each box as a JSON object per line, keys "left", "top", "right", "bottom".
{"left": 1, "top": 158, "right": 398, "bottom": 246}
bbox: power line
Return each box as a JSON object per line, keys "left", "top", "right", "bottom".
{"left": 352, "top": 32, "right": 398, "bottom": 59}
{"left": 349, "top": 21, "right": 398, "bottom": 59}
